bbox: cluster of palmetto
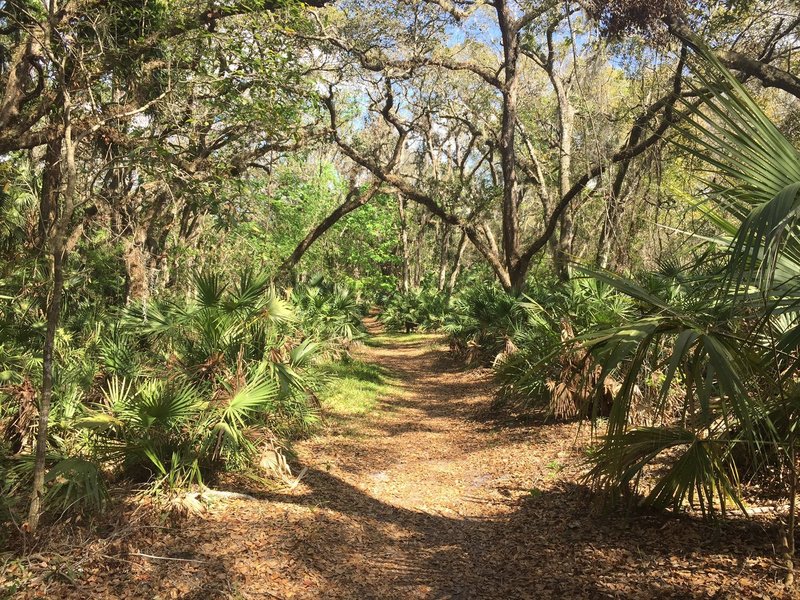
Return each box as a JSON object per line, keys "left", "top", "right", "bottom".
{"left": 0, "top": 266, "right": 363, "bottom": 518}
{"left": 486, "top": 278, "right": 635, "bottom": 417}
{"left": 292, "top": 275, "right": 365, "bottom": 348}
{"left": 379, "top": 287, "right": 451, "bottom": 332}
{"left": 377, "top": 273, "right": 635, "bottom": 416}
{"left": 415, "top": 274, "right": 629, "bottom": 419}
{"left": 579, "top": 44, "right": 800, "bottom": 529}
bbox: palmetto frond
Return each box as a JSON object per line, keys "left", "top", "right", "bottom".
{"left": 194, "top": 271, "right": 228, "bottom": 308}
{"left": 124, "top": 380, "right": 202, "bottom": 431}
{"left": 583, "top": 40, "right": 800, "bottom": 515}
{"left": 675, "top": 43, "right": 800, "bottom": 292}
{"left": 219, "top": 375, "right": 278, "bottom": 428}
{"left": 587, "top": 427, "right": 744, "bottom": 517}
{"left": 207, "top": 374, "right": 279, "bottom": 457}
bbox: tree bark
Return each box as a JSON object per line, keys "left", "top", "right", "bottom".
{"left": 596, "top": 163, "right": 631, "bottom": 271}
{"left": 37, "top": 139, "right": 62, "bottom": 250}
{"left": 549, "top": 39, "right": 575, "bottom": 282}
{"left": 123, "top": 229, "right": 149, "bottom": 304}
{"left": 664, "top": 13, "right": 800, "bottom": 101}
{"left": 28, "top": 80, "right": 77, "bottom": 533}
{"left": 437, "top": 224, "right": 451, "bottom": 291}
{"left": 398, "top": 194, "right": 410, "bottom": 293}
{"left": 447, "top": 229, "right": 468, "bottom": 296}
{"left": 27, "top": 246, "right": 65, "bottom": 533}
{"left": 412, "top": 211, "right": 431, "bottom": 288}
{"left": 496, "top": 0, "right": 522, "bottom": 282}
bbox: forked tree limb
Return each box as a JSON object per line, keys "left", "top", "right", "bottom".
{"left": 663, "top": 13, "right": 800, "bottom": 100}
{"left": 323, "top": 76, "right": 686, "bottom": 290}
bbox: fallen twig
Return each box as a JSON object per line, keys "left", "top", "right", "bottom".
{"left": 198, "top": 489, "right": 257, "bottom": 502}
{"left": 129, "top": 552, "right": 208, "bottom": 564}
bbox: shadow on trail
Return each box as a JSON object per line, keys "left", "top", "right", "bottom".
{"left": 239, "top": 466, "right": 780, "bottom": 599}
{"left": 99, "top": 331, "right": 784, "bottom": 600}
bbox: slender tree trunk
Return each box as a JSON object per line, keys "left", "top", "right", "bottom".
{"left": 596, "top": 142, "right": 636, "bottom": 271}
{"left": 596, "top": 207, "right": 617, "bottom": 270}
{"left": 37, "top": 139, "right": 62, "bottom": 250}
{"left": 785, "top": 438, "right": 797, "bottom": 587}
{"left": 398, "top": 194, "right": 410, "bottom": 293}
{"left": 551, "top": 69, "right": 575, "bottom": 282}
{"left": 447, "top": 230, "right": 468, "bottom": 296}
{"left": 437, "top": 225, "right": 451, "bottom": 292}
{"left": 28, "top": 78, "right": 77, "bottom": 534}
{"left": 412, "top": 211, "right": 431, "bottom": 288}
{"left": 27, "top": 246, "right": 65, "bottom": 532}
{"left": 555, "top": 213, "right": 575, "bottom": 281}
{"left": 123, "top": 228, "right": 149, "bottom": 304}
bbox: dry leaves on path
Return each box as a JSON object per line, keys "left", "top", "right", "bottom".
{"left": 5, "top": 321, "right": 795, "bottom": 599}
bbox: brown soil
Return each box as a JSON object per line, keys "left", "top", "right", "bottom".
{"left": 6, "top": 322, "right": 794, "bottom": 599}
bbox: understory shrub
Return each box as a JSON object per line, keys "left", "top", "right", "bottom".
{"left": 0, "top": 268, "right": 362, "bottom": 520}
{"left": 446, "top": 278, "right": 634, "bottom": 418}
{"left": 380, "top": 287, "right": 450, "bottom": 332}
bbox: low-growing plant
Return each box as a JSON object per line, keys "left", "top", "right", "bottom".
{"left": 380, "top": 287, "right": 450, "bottom": 332}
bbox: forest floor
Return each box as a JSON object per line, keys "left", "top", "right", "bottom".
{"left": 4, "top": 319, "right": 795, "bottom": 599}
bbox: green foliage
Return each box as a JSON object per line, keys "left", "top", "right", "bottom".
{"left": 443, "top": 278, "right": 633, "bottom": 416}
{"left": 293, "top": 277, "right": 365, "bottom": 346}
{"left": 582, "top": 44, "right": 800, "bottom": 516}
{"left": 0, "top": 261, "right": 364, "bottom": 520}
{"left": 380, "top": 287, "right": 450, "bottom": 332}
{"left": 444, "top": 283, "right": 532, "bottom": 364}
{"left": 44, "top": 457, "right": 109, "bottom": 514}
{"left": 374, "top": 274, "right": 637, "bottom": 422}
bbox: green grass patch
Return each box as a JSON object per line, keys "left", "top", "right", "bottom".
{"left": 365, "top": 331, "right": 441, "bottom": 347}
{"left": 318, "top": 356, "right": 397, "bottom": 416}
{"left": 545, "top": 460, "right": 564, "bottom": 479}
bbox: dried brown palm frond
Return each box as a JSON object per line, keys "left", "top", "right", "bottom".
{"left": 3, "top": 379, "right": 37, "bottom": 454}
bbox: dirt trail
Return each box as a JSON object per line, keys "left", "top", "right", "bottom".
{"left": 19, "top": 323, "right": 790, "bottom": 599}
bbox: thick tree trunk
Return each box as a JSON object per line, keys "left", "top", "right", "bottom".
{"left": 496, "top": 0, "right": 521, "bottom": 277}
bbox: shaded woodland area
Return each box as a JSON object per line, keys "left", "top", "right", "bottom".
{"left": 2, "top": 0, "right": 800, "bottom": 597}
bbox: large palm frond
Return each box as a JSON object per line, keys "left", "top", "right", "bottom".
{"left": 675, "top": 43, "right": 800, "bottom": 292}
{"left": 581, "top": 40, "right": 800, "bottom": 513}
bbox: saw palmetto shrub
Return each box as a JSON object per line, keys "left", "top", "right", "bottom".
{"left": 0, "top": 267, "right": 362, "bottom": 521}
{"left": 583, "top": 45, "right": 800, "bottom": 517}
